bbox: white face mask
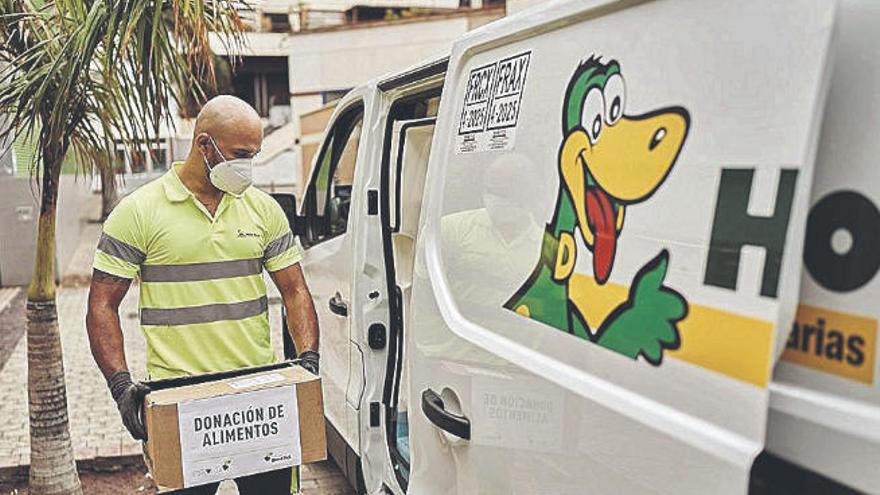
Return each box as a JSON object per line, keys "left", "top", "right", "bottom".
{"left": 203, "top": 136, "right": 254, "bottom": 196}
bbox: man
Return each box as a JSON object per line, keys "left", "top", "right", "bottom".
{"left": 86, "top": 95, "right": 319, "bottom": 494}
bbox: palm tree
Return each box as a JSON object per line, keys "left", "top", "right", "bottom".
{"left": 0, "top": 2, "right": 245, "bottom": 493}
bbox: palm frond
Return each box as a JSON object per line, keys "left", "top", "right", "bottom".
{"left": 0, "top": 0, "right": 247, "bottom": 181}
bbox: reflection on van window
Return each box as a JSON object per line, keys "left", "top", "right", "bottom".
{"left": 304, "top": 107, "right": 363, "bottom": 246}
{"left": 440, "top": 154, "right": 545, "bottom": 315}
{"left": 314, "top": 142, "right": 333, "bottom": 220}
{"left": 329, "top": 121, "right": 360, "bottom": 236}
{"left": 425, "top": 96, "right": 440, "bottom": 117}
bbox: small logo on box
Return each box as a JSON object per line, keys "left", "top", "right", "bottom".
{"left": 263, "top": 452, "right": 293, "bottom": 464}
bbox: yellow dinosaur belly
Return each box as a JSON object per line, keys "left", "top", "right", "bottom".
{"left": 568, "top": 274, "right": 629, "bottom": 331}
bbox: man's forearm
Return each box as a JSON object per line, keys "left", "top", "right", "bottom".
{"left": 86, "top": 270, "right": 132, "bottom": 380}
{"left": 286, "top": 287, "right": 319, "bottom": 354}
{"left": 86, "top": 305, "right": 129, "bottom": 380}
{"left": 87, "top": 270, "right": 146, "bottom": 440}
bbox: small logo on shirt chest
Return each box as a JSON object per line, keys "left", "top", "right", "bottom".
{"left": 237, "top": 229, "right": 260, "bottom": 239}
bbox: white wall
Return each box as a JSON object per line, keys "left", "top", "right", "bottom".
{"left": 506, "top": 0, "right": 548, "bottom": 14}
{"left": 291, "top": 95, "right": 326, "bottom": 140}
{"left": 0, "top": 176, "right": 94, "bottom": 286}
{"left": 286, "top": 16, "right": 468, "bottom": 94}
{"left": 0, "top": 139, "right": 14, "bottom": 177}
{"left": 261, "top": 0, "right": 462, "bottom": 10}
{"left": 253, "top": 149, "right": 301, "bottom": 191}
{"left": 292, "top": 95, "right": 325, "bottom": 116}
{"left": 210, "top": 32, "right": 290, "bottom": 57}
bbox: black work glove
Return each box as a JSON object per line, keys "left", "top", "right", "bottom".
{"left": 298, "top": 351, "right": 320, "bottom": 375}
{"left": 107, "top": 371, "right": 150, "bottom": 441}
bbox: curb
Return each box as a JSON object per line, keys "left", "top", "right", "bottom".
{"left": 0, "top": 454, "right": 144, "bottom": 486}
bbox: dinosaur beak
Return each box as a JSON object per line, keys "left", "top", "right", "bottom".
{"left": 586, "top": 107, "right": 690, "bottom": 203}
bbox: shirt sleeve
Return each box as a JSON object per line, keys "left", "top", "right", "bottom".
{"left": 263, "top": 198, "right": 303, "bottom": 272}
{"left": 92, "top": 196, "right": 146, "bottom": 279}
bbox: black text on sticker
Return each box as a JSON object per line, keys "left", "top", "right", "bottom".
{"left": 487, "top": 52, "right": 531, "bottom": 131}
{"left": 459, "top": 63, "right": 497, "bottom": 134}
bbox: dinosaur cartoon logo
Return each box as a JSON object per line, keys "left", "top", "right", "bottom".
{"left": 504, "top": 56, "right": 691, "bottom": 365}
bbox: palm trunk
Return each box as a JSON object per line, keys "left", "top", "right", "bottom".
{"left": 26, "top": 139, "right": 82, "bottom": 495}
{"left": 100, "top": 163, "right": 117, "bottom": 221}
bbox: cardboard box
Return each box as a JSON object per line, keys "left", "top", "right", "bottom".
{"left": 143, "top": 365, "right": 326, "bottom": 491}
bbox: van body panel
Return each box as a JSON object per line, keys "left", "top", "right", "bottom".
{"left": 295, "top": 1, "right": 880, "bottom": 493}
{"left": 301, "top": 234, "right": 357, "bottom": 445}
{"left": 767, "top": 1, "right": 880, "bottom": 492}
{"left": 407, "top": 0, "right": 836, "bottom": 493}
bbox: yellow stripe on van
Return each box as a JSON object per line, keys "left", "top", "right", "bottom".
{"left": 781, "top": 305, "right": 877, "bottom": 385}
{"left": 569, "top": 274, "right": 774, "bottom": 388}
{"left": 670, "top": 305, "right": 774, "bottom": 388}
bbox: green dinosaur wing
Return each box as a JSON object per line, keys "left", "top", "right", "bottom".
{"left": 596, "top": 250, "right": 687, "bottom": 365}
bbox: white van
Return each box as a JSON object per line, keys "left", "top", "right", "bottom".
{"left": 273, "top": 0, "right": 880, "bottom": 493}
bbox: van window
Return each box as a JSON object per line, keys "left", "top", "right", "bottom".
{"left": 302, "top": 104, "right": 363, "bottom": 247}
{"left": 438, "top": 151, "right": 547, "bottom": 321}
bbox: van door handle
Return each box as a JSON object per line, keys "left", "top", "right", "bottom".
{"left": 421, "top": 389, "right": 470, "bottom": 440}
{"left": 328, "top": 292, "right": 348, "bottom": 317}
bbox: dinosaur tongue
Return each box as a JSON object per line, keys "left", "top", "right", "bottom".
{"left": 586, "top": 187, "right": 617, "bottom": 284}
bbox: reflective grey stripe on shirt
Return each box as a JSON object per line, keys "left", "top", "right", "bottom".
{"left": 97, "top": 233, "right": 146, "bottom": 265}
{"left": 140, "top": 295, "right": 268, "bottom": 326}
{"left": 263, "top": 231, "right": 295, "bottom": 261}
{"left": 140, "top": 258, "right": 262, "bottom": 283}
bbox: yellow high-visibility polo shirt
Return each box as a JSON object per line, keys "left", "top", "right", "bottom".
{"left": 93, "top": 163, "right": 302, "bottom": 379}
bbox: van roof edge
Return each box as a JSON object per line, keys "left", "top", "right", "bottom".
{"left": 378, "top": 57, "right": 450, "bottom": 92}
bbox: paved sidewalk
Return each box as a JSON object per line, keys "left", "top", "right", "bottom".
{"left": 0, "top": 285, "right": 145, "bottom": 468}
{"left": 1, "top": 460, "right": 354, "bottom": 494}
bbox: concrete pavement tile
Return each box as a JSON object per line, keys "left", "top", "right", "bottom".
{"left": 300, "top": 479, "right": 319, "bottom": 489}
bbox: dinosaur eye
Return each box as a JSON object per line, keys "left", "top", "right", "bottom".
{"left": 581, "top": 88, "right": 604, "bottom": 144}
{"left": 603, "top": 74, "right": 625, "bottom": 125}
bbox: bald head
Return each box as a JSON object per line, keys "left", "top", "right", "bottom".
{"left": 192, "top": 95, "right": 263, "bottom": 167}
{"left": 195, "top": 95, "right": 262, "bottom": 138}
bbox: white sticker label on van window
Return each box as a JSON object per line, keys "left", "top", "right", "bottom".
{"left": 457, "top": 51, "right": 531, "bottom": 154}
{"left": 471, "top": 375, "right": 564, "bottom": 453}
